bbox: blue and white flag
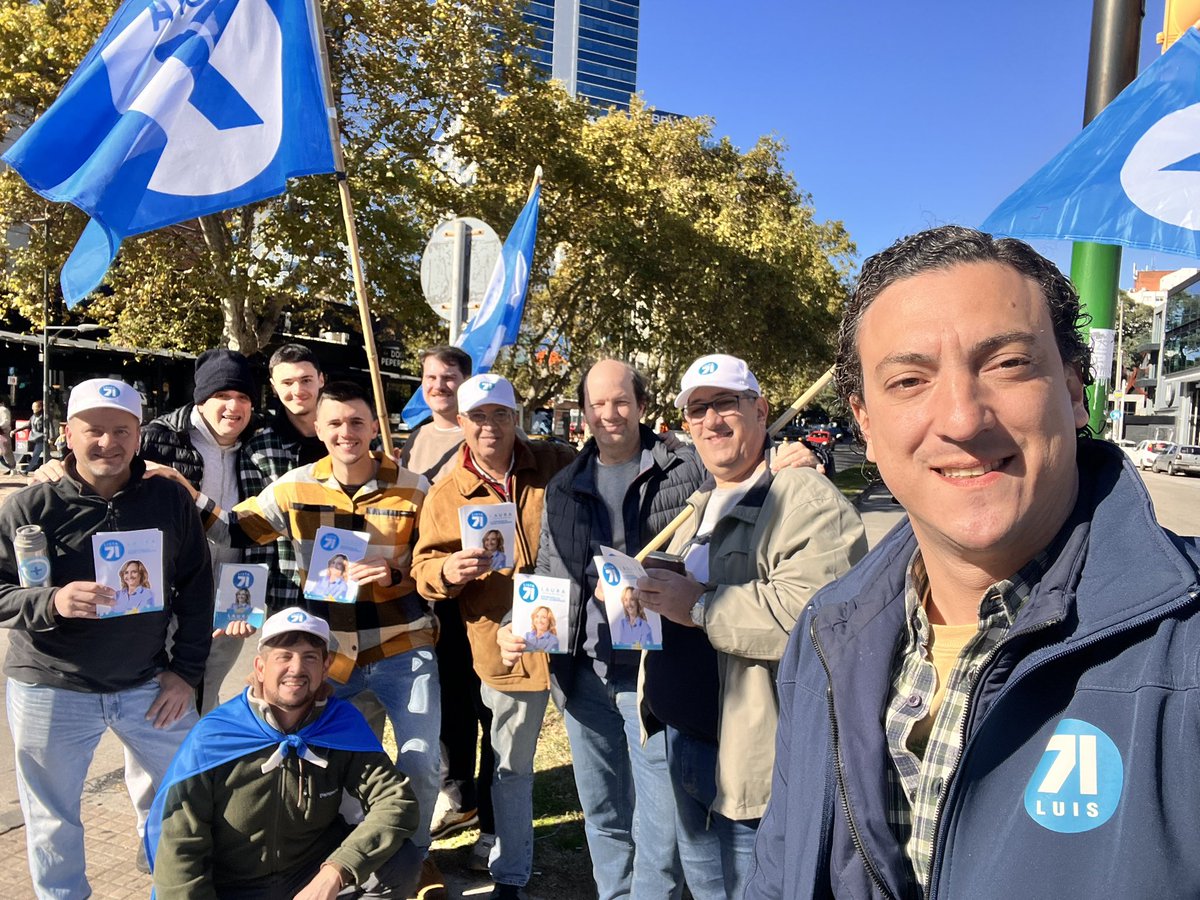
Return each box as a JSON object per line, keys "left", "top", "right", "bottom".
{"left": 403, "top": 180, "right": 542, "bottom": 427}
{"left": 2, "top": 0, "right": 335, "bottom": 306}
{"left": 984, "top": 28, "right": 1200, "bottom": 256}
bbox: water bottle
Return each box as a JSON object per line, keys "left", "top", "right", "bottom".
{"left": 14, "top": 525, "right": 51, "bottom": 588}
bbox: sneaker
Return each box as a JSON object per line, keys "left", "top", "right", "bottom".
{"left": 430, "top": 806, "right": 479, "bottom": 841}
{"left": 470, "top": 833, "right": 497, "bottom": 872}
{"left": 490, "top": 885, "right": 522, "bottom": 900}
{"left": 135, "top": 842, "right": 150, "bottom": 875}
{"left": 413, "top": 857, "right": 448, "bottom": 900}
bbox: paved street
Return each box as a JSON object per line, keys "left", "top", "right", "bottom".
{"left": 0, "top": 453, "right": 1193, "bottom": 897}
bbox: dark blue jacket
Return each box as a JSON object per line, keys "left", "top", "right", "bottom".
{"left": 745, "top": 440, "right": 1200, "bottom": 900}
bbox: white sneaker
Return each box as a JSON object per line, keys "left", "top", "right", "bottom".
{"left": 470, "top": 833, "right": 497, "bottom": 872}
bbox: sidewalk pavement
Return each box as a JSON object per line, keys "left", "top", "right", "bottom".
{"left": 0, "top": 470, "right": 908, "bottom": 899}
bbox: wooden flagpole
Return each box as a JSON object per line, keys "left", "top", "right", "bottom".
{"left": 635, "top": 365, "right": 837, "bottom": 561}
{"left": 307, "top": 0, "right": 394, "bottom": 455}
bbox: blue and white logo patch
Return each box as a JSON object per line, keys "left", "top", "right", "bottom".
{"left": 1024, "top": 718, "right": 1123, "bottom": 833}
{"left": 232, "top": 569, "right": 254, "bottom": 589}
{"left": 601, "top": 563, "right": 621, "bottom": 586}
{"left": 287, "top": 610, "right": 307, "bottom": 624}
{"left": 697, "top": 361, "right": 718, "bottom": 376}
{"left": 99, "top": 539, "right": 126, "bottom": 562}
{"left": 467, "top": 510, "right": 487, "bottom": 530}
{"left": 319, "top": 532, "right": 340, "bottom": 551}
{"left": 518, "top": 580, "right": 539, "bottom": 603}
{"left": 480, "top": 380, "right": 495, "bottom": 392}
{"left": 98, "top": 383, "right": 122, "bottom": 398}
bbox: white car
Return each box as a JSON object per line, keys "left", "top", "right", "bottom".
{"left": 1133, "top": 439, "right": 1175, "bottom": 470}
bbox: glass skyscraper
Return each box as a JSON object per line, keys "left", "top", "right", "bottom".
{"left": 519, "top": 0, "right": 639, "bottom": 110}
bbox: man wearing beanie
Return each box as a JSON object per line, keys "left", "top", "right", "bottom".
{"left": 140, "top": 347, "right": 262, "bottom": 714}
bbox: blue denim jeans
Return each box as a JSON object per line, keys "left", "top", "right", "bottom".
{"left": 332, "top": 648, "right": 441, "bottom": 849}
{"left": 479, "top": 683, "right": 549, "bottom": 887}
{"left": 665, "top": 727, "right": 761, "bottom": 899}
{"left": 561, "top": 666, "right": 683, "bottom": 900}
{"left": 6, "top": 677, "right": 198, "bottom": 899}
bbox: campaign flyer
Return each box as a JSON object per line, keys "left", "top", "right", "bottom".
{"left": 91, "top": 528, "right": 164, "bottom": 617}
{"left": 304, "top": 526, "right": 371, "bottom": 603}
{"left": 512, "top": 574, "right": 572, "bottom": 654}
{"left": 459, "top": 502, "right": 517, "bottom": 572}
{"left": 593, "top": 546, "right": 663, "bottom": 650}
{"left": 214, "top": 563, "right": 268, "bottom": 630}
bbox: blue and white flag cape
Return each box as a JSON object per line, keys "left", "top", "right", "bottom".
{"left": 983, "top": 28, "right": 1200, "bottom": 256}
{"left": 3, "top": 0, "right": 335, "bottom": 306}
{"left": 143, "top": 689, "right": 381, "bottom": 874}
{"left": 403, "top": 181, "right": 542, "bottom": 428}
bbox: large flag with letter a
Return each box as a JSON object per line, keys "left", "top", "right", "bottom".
{"left": 983, "top": 28, "right": 1200, "bottom": 256}
{"left": 402, "top": 181, "right": 542, "bottom": 427}
{"left": 2, "top": 0, "right": 335, "bottom": 305}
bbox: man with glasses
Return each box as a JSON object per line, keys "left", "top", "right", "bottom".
{"left": 635, "top": 354, "right": 867, "bottom": 898}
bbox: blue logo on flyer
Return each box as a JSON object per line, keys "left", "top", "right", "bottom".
{"left": 320, "top": 532, "right": 340, "bottom": 551}
{"left": 233, "top": 570, "right": 254, "bottom": 589}
{"left": 20, "top": 559, "right": 49, "bottom": 583}
{"left": 697, "top": 361, "right": 718, "bottom": 375}
{"left": 518, "top": 581, "right": 539, "bottom": 603}
{"left": 1023, "top": 718, "right": 1123, "bottom": 833}
{"left": 602, "top": 563, "right": 621, "bottom": 586}
{"left": 99, "top": 539, "right": 125, "bottom": 562}
{"left": 98, "top": 383, "right": 121, "bottom": 398}
{"left": 467, "top": 510, "right": 487, "bottom": 529}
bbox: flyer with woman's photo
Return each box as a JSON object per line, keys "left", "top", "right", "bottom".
{"left": 512, "top": 574, "right": 572, "bottom": 654}
{"left": 458, "top": 503, "right": 517, "bottom": 572}
{"left": 214, "top": 563, "right": 268, "bottom": 630}
{"left": 304, "top": 526, "right": 370, "bottom": 603}
{"left": 593, "top": 546, "right": 663, "bottom": 650}
{"left": 91, "top": 528, "right": 164, "bottom": 617}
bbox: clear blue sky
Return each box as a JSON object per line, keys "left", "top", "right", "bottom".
{"left": 636, "top": 0, "right": 1195, "bottom": 288}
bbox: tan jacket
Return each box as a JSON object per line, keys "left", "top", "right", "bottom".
{"left": 412, "top": 439, "right": 575, "bottom": 691}
{"left": 659, "top": 466, "right": 868, "bottom": 820}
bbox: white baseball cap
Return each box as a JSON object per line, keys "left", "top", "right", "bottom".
{"left": 674, "top": 355, "right": 761, "bottom": 410}
{"left": 67, "top": 378, "right": 143, "bottom": 422}
{"left": 258, "top": 607, "right": 331, "bottom": 650}
{"left": 458, "top": 374, "right": 518, "bottom": 414}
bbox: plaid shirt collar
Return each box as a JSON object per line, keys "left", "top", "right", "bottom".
{"left": 884, "top": 547, "right": 1048, "bottom": 894}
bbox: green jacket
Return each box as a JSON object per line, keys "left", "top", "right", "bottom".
{"left": 152, "top": 688, "right": 418, "bottom": 897}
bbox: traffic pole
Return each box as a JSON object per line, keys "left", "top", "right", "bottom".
{"left": 1072, "top": 0, "right": 1143, "bottom": 436}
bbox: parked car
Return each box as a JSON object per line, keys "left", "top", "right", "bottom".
{"left": 1134, "top": 439, "right": 1175, "bottom": 470}
{"left": 805, "top": 428, "right": 833, "bottom": 447}
{"left": 1151, "top": 444, "right": 1200, "bottom": 476}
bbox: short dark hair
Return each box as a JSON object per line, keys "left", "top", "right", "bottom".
{"left": 419, "top": 346, "right": 472, "bottom": 379}
{"left": 835, "top": 225, "right": 1092, "bottom": 414}
{"left": 576, "top": 360, "right": 651, "bottom": 408}
{"left": 317, "top": 380, "right": 376, "bottom": 418}
{"left": 261, "top": 630, "right": 328, "bottom": 655}
{"left": 269, "top": 343, "right": 323, "bottom": 375}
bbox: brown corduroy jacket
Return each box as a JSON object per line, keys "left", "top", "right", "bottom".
{"left": 412, "top": 438, "right": 575, "bottom": 691}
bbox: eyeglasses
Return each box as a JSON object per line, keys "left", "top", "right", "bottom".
{"left": 682, "top": 392, "right": 757, "bottom": 424}
{"left": 466, "top": 409, "right": 514, "bottom": 428}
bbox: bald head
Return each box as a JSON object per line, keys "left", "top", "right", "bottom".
{"left": 579, "top": 359, "right": 648, "bottom": 464}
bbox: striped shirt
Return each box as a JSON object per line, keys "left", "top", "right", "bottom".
{"left": 884, "top": 550, "right": 1045, "bottom": 893}
{"left": 198, "top": 452, "right": 435, "bottom": 683}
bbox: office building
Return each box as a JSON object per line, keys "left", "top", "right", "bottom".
{"left": 520, "top": 0, "right": 640, "bottom": 110}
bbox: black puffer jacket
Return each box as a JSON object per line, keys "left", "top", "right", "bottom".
{"left": 141, "top": 405, "right": 260, "bottom": 499}
{"left": 535, "top": 425, "right": 705, "bottom": 698}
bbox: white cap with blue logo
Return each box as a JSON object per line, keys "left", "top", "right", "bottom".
{"left": 674, "top": 354, "right": 761, "bottom": 410}
{"left": 458, "top": 373, "right": 518, "bottom": 414}
{"left": 258, "top": 607, "right": 331, "bottom": 650}
{"left": 66, "top": 378, "right": 143, "bottom": 422}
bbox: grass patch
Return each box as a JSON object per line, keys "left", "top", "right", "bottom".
{"left": 831, "top": 460, "right": 879, "bottom": 498}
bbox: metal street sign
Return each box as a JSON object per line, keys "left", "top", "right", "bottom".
{"left": 420, "top": 217, "right": 501, "bottom": 324}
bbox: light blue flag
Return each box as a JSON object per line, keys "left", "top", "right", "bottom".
{"left": 403, "top": 182, "right": 542, "bottom": 427}
{"left": 984, "top": 28, "right": 1200, "bottom": 256}
{"left": 3, "top": 0, "right": 335, "bottom": 306}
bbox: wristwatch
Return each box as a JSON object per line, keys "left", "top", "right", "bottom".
{"left": 689, "top": 591, "right": 709, "bottom": 628}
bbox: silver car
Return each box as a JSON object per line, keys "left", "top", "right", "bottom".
{"left": 1151, "top": 444, "right": 1200, "bottom": 477}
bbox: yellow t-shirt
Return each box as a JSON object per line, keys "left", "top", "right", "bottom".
{"left": 907, "top": 622, "right": 977, "bottom": 758}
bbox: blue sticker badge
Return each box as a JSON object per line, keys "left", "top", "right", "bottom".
{"left": 480, "top": 380, "right": 495, "bottom": 392}
{"left": 602, "top": 563, "right": 621, "bottom": 586}
{"left": 518, "top": 580, "right": 539, "bottom": 603}
{"left": 287, "top": 610, "right": 308, "bottom": 624}
{"left": 697, "top": 361, "right": 718, "bottom": 375}
{"left": 98, "top": 383, "right": 121, "bottom": 398}
{"left": 1024, "top": 718, "right": 1123, "bottom": 833}
{"left": 467, "top": 510, "right": 487, "bottom": 530}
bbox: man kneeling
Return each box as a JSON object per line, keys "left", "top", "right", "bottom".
{"left": 148, "top": 608, "right": 420, "bottom": 899}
